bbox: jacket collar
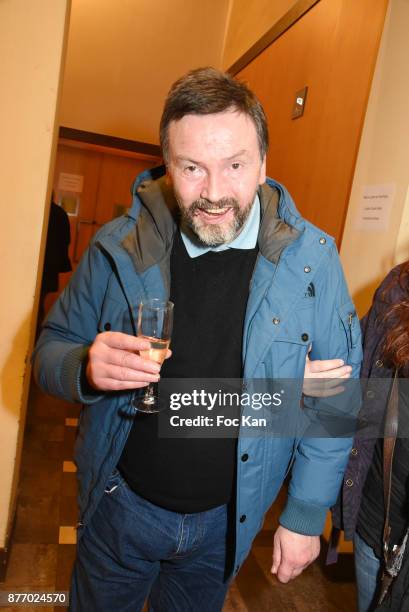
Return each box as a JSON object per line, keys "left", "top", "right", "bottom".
{"left": 122, "top": 165, "right": 302, "bottom": 272}
{"left": 257, "top": 182, "right": 301, "bottom": 263}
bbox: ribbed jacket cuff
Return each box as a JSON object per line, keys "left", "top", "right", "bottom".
{"left": 60, "top": 345, "right": 104, "bottom": 404}
{"left": 279, "top": 496, "right": 328, "bottom": 535}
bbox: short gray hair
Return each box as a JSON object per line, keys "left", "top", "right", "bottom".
{"left": 160, "top": 67, "right": 269, "bottom": 162}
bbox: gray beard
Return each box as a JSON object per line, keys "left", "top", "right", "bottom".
{"left": 179, "top": 197, "right": 253, "bottom": 247}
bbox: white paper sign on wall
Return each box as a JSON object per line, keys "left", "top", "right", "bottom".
{"left": 354, "top": 183, "right": 396, "bottom": 232}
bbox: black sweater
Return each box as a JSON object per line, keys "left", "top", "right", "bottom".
{"left": 118, "top": 231, "right": 258, "bottom": 512}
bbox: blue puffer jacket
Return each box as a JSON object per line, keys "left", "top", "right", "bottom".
{"left": 33, "top": 167, "right": 362, "bottom": 574}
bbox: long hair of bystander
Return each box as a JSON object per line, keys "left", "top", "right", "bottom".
{"left": 381, "top": 261, "right": 409, "bottom": 371}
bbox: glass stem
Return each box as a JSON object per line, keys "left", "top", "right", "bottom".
{"left": 144, "top": 383, "right": 155, "bottom": 404}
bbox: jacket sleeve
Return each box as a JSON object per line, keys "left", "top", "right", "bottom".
{"left": 32, "top": 242, "right": 109, "bottom": 404}
{"left": 279, "top": 244, "right": 363, "bottom": 535}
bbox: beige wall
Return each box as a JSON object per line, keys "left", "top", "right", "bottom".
{"left": 59, "top": 0, "right": 230, "bottom": 145}
{"left": 222, "top": 0, "right": 298, "bottom": 69}
{"left": 340, "top": 0, "right": 409, "bottom": 316}
{"left": 0, "top": 0, "right": 70, "bottom": 548}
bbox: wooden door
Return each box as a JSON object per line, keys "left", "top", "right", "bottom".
{"left": 96, "top": 154, "right": 156, "bottom": 228}
{"left": 53, "top": 144, "right": 101, "bottom": 272}
{"left": 43, "top": 140, "right": 161, "bottom": 313}
{"left": 236, "top": 0, "right": 389, "bottom": 245}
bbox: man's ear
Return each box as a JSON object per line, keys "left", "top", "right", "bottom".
{"left": 165, "top": 168, "right": 172, "bottom": 186}
{"left": 259, "top": 155, "right": 267, "bottom": 185}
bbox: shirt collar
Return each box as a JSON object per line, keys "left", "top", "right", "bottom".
{"left": 180, "top": 193, "right": 260, "bottom": 258}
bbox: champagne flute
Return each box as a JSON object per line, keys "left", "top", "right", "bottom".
{"left": 133, "top": 298, "right": 174, "bottom": 413}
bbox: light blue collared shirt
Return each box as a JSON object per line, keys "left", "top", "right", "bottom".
{"left": 180, "top": 194, "right": 260, "bottom": 258}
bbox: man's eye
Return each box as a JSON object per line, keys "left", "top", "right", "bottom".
{"left": 185, "top": 165, "right": 198, "bottom": 173}
{"left": 231, "top": 163, "right": 241, "bottom": 170}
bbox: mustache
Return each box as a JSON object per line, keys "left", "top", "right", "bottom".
{"left": 189, "top": 197, "right": 240, "bottom": 213}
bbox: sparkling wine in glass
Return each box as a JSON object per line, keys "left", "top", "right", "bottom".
{"left": 133, "top": 298, "right": 173, "bottom": 413}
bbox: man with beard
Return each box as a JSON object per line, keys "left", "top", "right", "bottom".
{"left": 33, "top": 68, "right": 361, "bottom": 611}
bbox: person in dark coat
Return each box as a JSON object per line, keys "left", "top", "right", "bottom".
{"left": 41, "top": 199, "right": 72, "bottom": 294}
{"left": 332, "top": 262, "right": 409, "bottom": 611}
{"left": 39, "top": 198, "right": 72, "bottom": 323}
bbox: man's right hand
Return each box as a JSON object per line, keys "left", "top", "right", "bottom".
{"left": 86, "top": 331, "right": 171, "bottom": 392}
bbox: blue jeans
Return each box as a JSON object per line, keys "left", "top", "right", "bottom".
{"left": 354, "top": 532, "right": 381, "bottom": 612}
{"left": 70, "top": 469, "right": 230, "bottom": 612}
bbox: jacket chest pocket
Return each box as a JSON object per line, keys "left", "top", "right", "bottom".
{"left": 263, "top": 338, "right": 309, "bottom": 380}
{"left": 262, "top": 301, "right": 314, "bottom": 379}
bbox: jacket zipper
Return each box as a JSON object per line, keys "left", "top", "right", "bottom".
{"left": 348, "top": 312, "right": 354, "bottom": 347}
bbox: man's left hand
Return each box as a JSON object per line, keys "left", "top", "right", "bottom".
{"left": 303, "top": 352, "right": 352, "bottom": 398}
{"left": 271, "top": 525, "right": 320, "bottom": 583}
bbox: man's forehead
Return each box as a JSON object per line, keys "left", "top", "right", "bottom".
{"left": 174, "top": 149, "right": 252, "bottom": 164}
{"left": 167, "top": 111, "right": 258, "bottom": 147}
{"left": 168, "top": 109, "right": 253, "bottom": 127}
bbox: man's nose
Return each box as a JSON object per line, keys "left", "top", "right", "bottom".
{"left": 200, "top": 171, "right": 227, "bottom": 202}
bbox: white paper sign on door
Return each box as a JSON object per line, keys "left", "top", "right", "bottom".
{"left": 354, "top": 183, "right": 395, "bottom": 232}
{"left": 58, "top": 172, "right": 84, "bottom": 193}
